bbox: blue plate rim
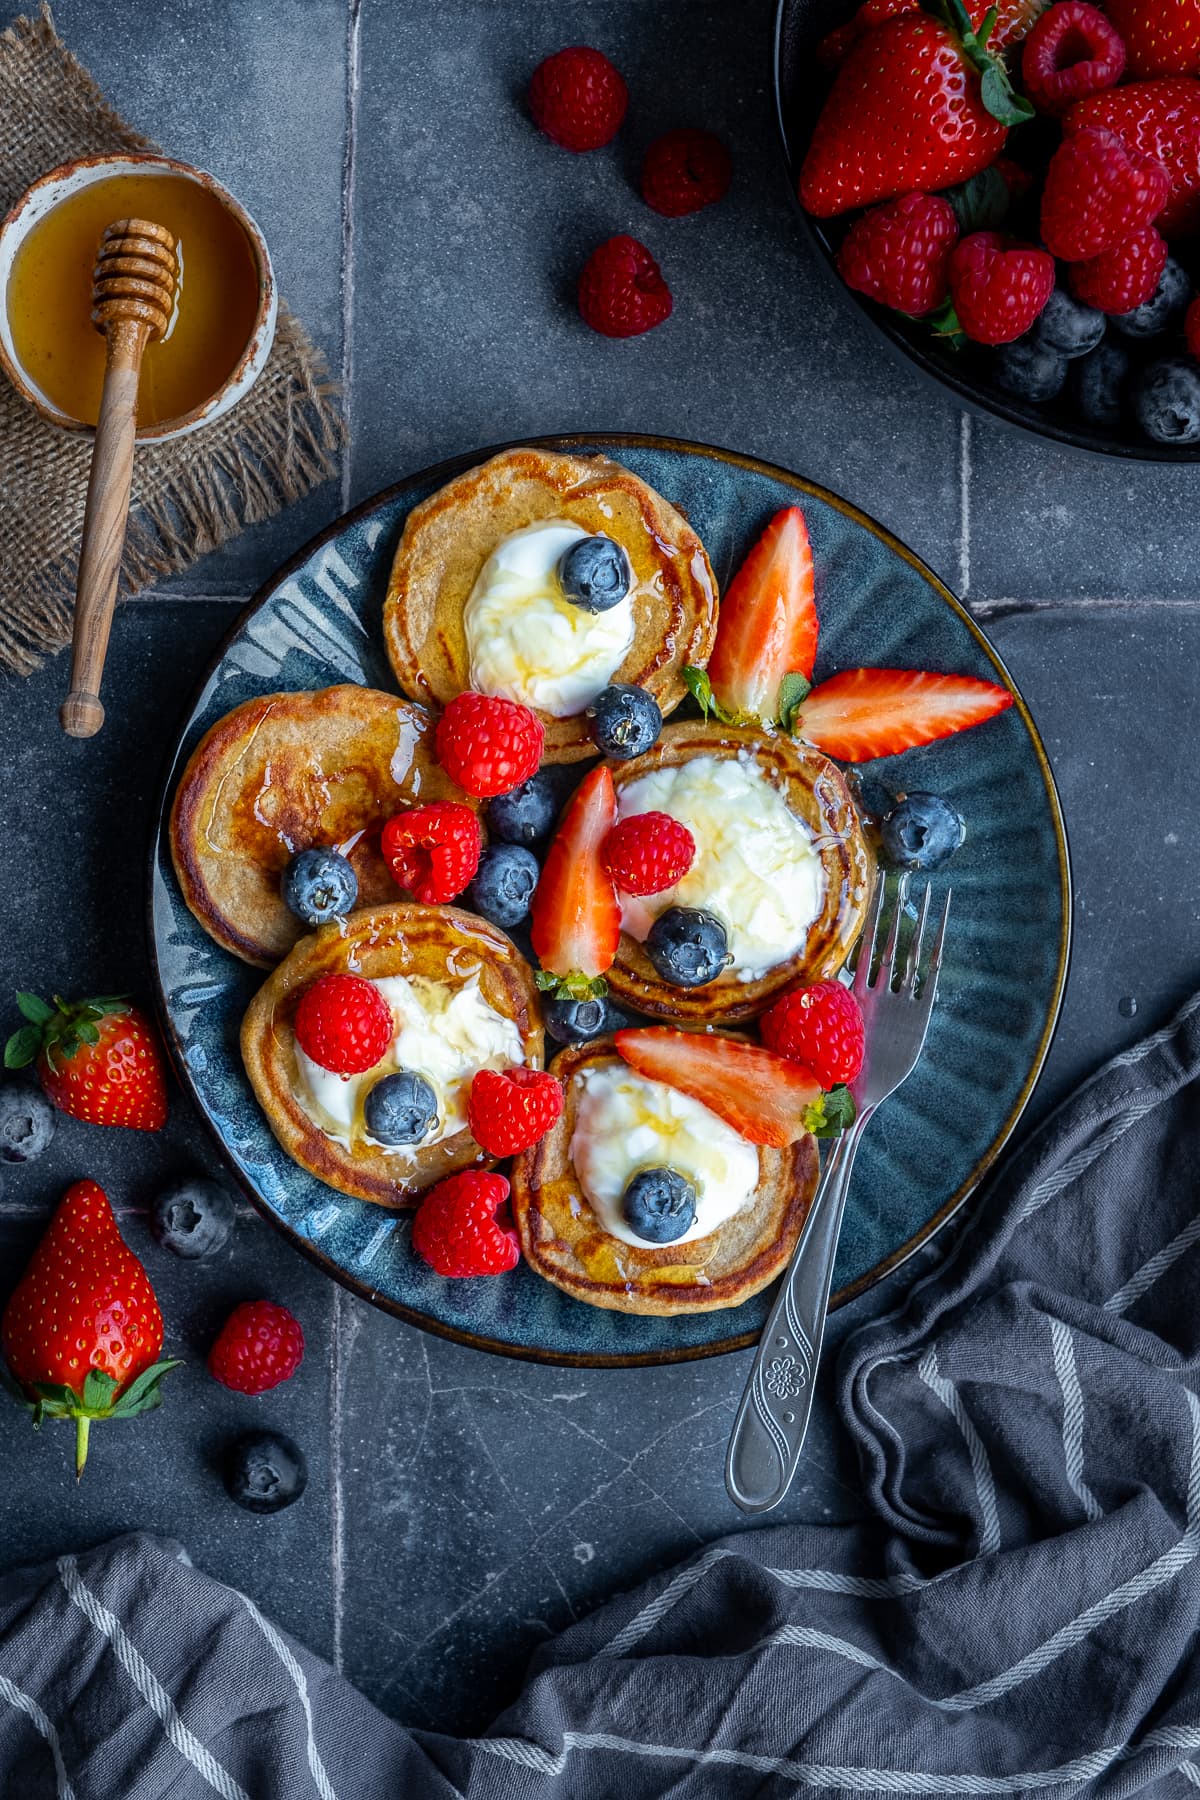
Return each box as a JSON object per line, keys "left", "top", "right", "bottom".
{"left": 147, "top": 430, "right": 1073, "bottom": 1367}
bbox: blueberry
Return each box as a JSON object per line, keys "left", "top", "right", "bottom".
{"left": 622, "top": 1168, "right": 697, "bottom": 1244}
{"left": 1034, "top": 287, "right": 1105, "bottom": 359}
{"left": 880, "top": 793, "right": 965, "bottom": 870}
{"left": 467, "top": 844, "right": 540, "bottom": 928}
{"left": 363, "top": 1070, "right": 439, "bottom": 1145}
{"left": 223, "top": 1430, "right": 308, "bottom": 1514}
{"left": 1133, "top": 358, "right": 1200, "bottom": 445}
{"left": 990, "top": 336, "right": 1068, "bottom": 403}
{"left": 281, "top": 848, "right": 358, "bottom": 927}
{"left": 644, "top": 907, "right": 731, "bottom": 987}
{"left": 1070, "top": 340, "right": 1129, "bottom": 428}
{"left": 1111, "top": 258, "right": 1192, "bottom": 339}
{"left": 543, "top": 994, "right": 610, "bottom": 1045}
{"left": 150, "top": 1177, "right": 236, "bottom": 1259}
{"left": 587, "top": 684, "right": 662, "bottom": 759}
{"left": 0, "top": 1081, "right": 55, "bottom": 1163}
{"left": 485, "top": 771, "right": 557, "bottom": 845}
{"left": 558, "top": 535, "right": 633, "bottom": 613}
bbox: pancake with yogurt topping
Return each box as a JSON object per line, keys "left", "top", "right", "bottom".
{"left": 241, "top": 903, "right": 542, "bottom": 1208}
{"left": 510, "top": 1039, "right": 819, "bottom": 1316}
{"left": 383, "top": 446, "right": 717, "bottom": 762}
{"left": 605, "top": 720, "right": 876, "bottom": 1023}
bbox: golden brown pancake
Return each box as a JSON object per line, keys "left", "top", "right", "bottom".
{"left": 170, "top": 685, "right": 475, "bottom": 967}
{"left": 510, "top": 1039, "right": 819, "bottom": 1316}
{"left": 603, "top": 720, "right": 876, "bottom": 1024}
{"left": 240, "top": 903, "right": 543, "bottom": 1209}
{"left": 383, "top": 446, "right": 718, "bottom": 763}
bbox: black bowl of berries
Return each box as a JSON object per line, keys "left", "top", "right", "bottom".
{"left": 774, "top": 0, "right": 1200, "bottom": 458}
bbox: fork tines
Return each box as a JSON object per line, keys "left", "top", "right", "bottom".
{"left": 854, "top": 873, "right": 951, "bottom": 1006}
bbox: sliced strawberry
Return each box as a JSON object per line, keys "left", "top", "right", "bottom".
{"left": 706, "top": 507, "right": 818, "bottom": 724}
{"left": 614, "top": 1027, "right": 824, "bottom": 1148}
{"left": 794, "top": 667, "right": 1013, "bottom": 762}
{"left": 530, "top": 767, "right": 620, "bottom": 982}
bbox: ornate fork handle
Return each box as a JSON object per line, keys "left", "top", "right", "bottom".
{"left": 725, "top": 1111, "right": 872, "bottom": 1514}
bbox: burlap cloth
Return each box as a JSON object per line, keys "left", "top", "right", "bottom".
{"left": 0, "top": 5, "right": 343, "bottom": 675}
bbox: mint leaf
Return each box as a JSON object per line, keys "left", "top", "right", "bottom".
{"left": 15, "top": 992, "right": 53, "bottom": 1026}
{"left": 4, "top": 1025, "right": 42, "bottom": 1070}
{"left": 778, "top": 672, "right": 812, "bottom": 735}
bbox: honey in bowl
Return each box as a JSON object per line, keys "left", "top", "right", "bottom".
{"left": 7, "top": 173, "right": 260, "bottom": 428}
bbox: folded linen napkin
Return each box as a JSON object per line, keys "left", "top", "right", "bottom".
{"left": 1, "top": 990, "right": 1198, "bottom": 1799}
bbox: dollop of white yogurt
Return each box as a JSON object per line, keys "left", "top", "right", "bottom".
{"left": 464, "top": 520, "right": 636, "bottom": 717}
{"left": 294, "top": 974, "right": 524, "bottom": 1153}
{"left": 569, "top": 1064, "right": 759, "bottom": 1249}
{"left": 616, "top": 753, "right": 825, "bottom": 981}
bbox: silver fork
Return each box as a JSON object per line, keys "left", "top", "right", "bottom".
{"left": 725, "top": 873, "right": 951, "bottom": 1515}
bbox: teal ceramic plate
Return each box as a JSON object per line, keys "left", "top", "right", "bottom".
{"left": 149, "top": 434, "right": 1070, "bottom": 1366}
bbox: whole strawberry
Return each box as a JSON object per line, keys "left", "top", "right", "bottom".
{"left": 641, "top": 129, "right": 731, "bottom": 217}
{"left": 836, "top": 192, "right": 959, "bottom": 315}
{"left": 947, "top": 231, "right": 1055, "bottom": 343}
{"left": 2, "top": 1180, "right": 179, "bottom": 1476}
{"left": 208, "top": 1300, "right": 305, "bottom": 1396}
{"left": 579, "top": 236, "right": 673, "bottom": 338}
{"left": 1040, "top": 127, "right": 1169, "bottom": 262}
{"left": 1022, "top": 3, "right": 1126, "bottom": 116}
{"left": 760, "top": 982, "right": 866, "bottom": 1090}
{"left": 820, "top": 0, "right": 1047, "bottom": 68}
{"left": 799, "top": 2, "right": 1032, "bottom": 219}
{"left": 5, "top": 991, "right": 167, "bottom": 1131}
{"left": 1068, "top": 225, "right": 1168, "bottom": 312}
{"left": 529, "top": 46, "right": 627, "bottom": 152}
{"left": 412, "top": 1171, "right": 520, "bottom": 1277}
{"left": 1104, "top": 0, "right": 1200, "bottom": 81}
{"left": 467, "top": 1066, "right": 564, "bottom": 1156}
{"left": 1069, "top": 81, "right": 1200, "bottom": 236}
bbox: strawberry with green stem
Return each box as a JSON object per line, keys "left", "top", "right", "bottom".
{"left": 5, "top": 991, "right": 168, "bottom": 1130}
{"left": 1, "top": 1180, "right": 180, "bottom": 1477}
{"left": 530, "top": 766, "right": 621, "bottom": 1000}
{"left": 615, "top": 1028, "right": 855, "bottom": 1145}
{"left": 800, "top": 0, "right": 1033, "bottom": 220}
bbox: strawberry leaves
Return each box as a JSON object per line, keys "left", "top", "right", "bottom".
{"left": 682, "top": 665, "right": 742, "bottom": 726}
{"left": 684, "top": 665, "right": 814, "bottom": 736}
{"left": 805, "top": 1084, "right": 858, "bottom": 1138}
{"left": 921, "top": 0, "right": 1035, "bottom": 127}
{"left": 9, "top": 1359, "right": 182, "bottom": 1478}
{"left": 5, "top": 991, "right": 131, "bottom": 1071}
{"left": 778, "top": 673, "right": 812, "bottom": 736}
{"left": 534, "top": 970, "right": 610, "bottom": 1002}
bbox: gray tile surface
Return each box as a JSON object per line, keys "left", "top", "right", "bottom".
{"left": 1, "top": 0, "right": 1199, "bottom": 1746}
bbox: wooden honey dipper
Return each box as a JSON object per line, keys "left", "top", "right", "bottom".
{"left": 61, "top": 218, "right": 178, "bottom": 738}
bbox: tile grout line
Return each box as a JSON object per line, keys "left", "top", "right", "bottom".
{"left": 970, "top": 595, "right": 1200, "bottom": 619}
{"left": 331, "top": 1282, "right": 346, "bottom": 1673}
{"left": 340, "top": 0, "right": 363, "bottom": 517}
{"left": 958, "top": 412, "right": 971, "bottom": 600}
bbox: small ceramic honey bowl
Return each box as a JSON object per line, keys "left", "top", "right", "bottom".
{"left": 0, "top": 152, "right": 277, "bottom": 439}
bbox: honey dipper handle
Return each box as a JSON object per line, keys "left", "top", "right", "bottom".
{"left": 61, "top": 318, "right": 150, "bottom": 738}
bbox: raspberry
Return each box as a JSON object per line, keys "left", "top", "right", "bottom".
{"left": 836, "top": 193, "right": 959, "bottom": 318}
{"left": 382, "top": 801, "right": 481, "bottom": 904}
{"left": 208, "top": 1301, "right": 305, "bottom": 1396}
{"left": 1187, "top": 297, "right": 1200, "bottom": 361}
{"left": 528, "top": 46, "right": 627, "bottom": 152}
{"left": 1068, "top": 225, "right": 1168, "bottom": 313}
{"left": 641, "top": 129, "right": 731, "bottom": 217}
{"left": 1023, "top": 3, "right": 1126, "bottom": 117}
{"left": 602, "top": 812, "right": 696, "bottom": 897}
{"left": 947, "top": 232, "right": 1055, "bottom": 345}
{"left": 578, "top": 236, "right": 672, "bottom": 339}
{"left": 294, "top": 973, "right": 392, "bottom": 1075}
{"left": 435, "top": 692, "right": 544, "bottom": 798}
{"left": 467, "top": 1066, "right": 564, "bottom": 1156}
{"left": 760, "top": 981, "right": 865, "bottom": 1090}
{"left": 411, "top": 1171, "right": 520, "bottom": 1278}
{"left": 1040, "top": 127, "right": 1168, "bottom": 262}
